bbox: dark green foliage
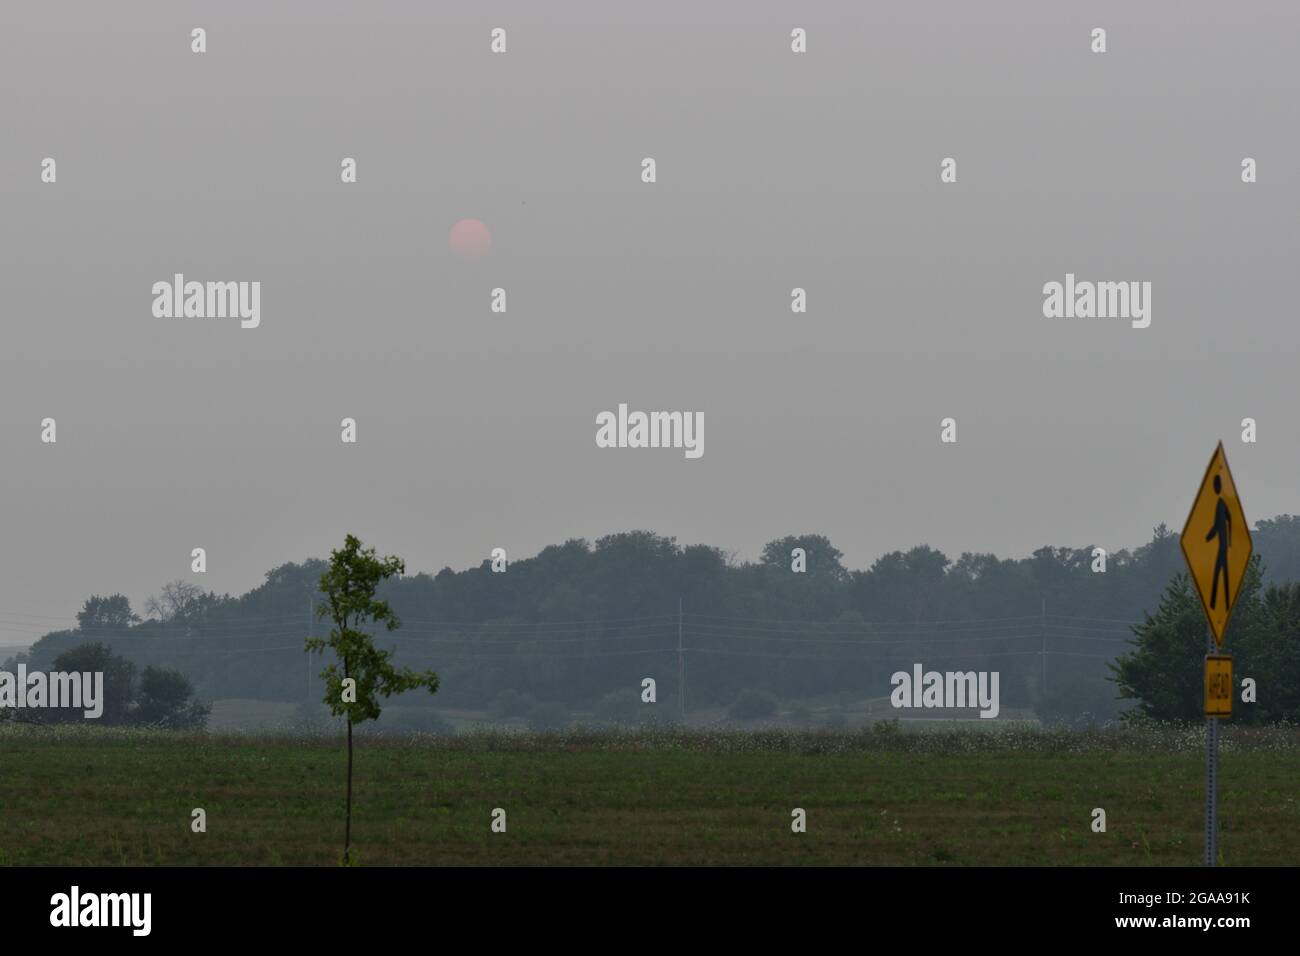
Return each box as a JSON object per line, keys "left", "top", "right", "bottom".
{"left": 1111, "top": 557, "right": 1300, "bottom": 724}
{"left": 144, "top": 580, "right": 224, "bottom": 623}
{"left": 1111, "top": 572, "right": 1236, "bottom": 725}
{"left": 1251, "top": 582, "right": 1300, "bottom": 722}
{"left": 134, "top": 666, "right": 211, "bottom": 729}
{"left": 17, "top": 644, "right": 208, "bottom": 729}
{"left": 75, "top": 595, "right": 139, "bottom": 632}
{"left": 306, "top": 534, "right": 439, "bottom": 724}
{"left": 305, "top": 534, "right": 439, "bottom": 863}
{"left": 49, "top": 643, "right": 137, "bottom": 725}
{"left": 17, "top": 516, "right": 1300, "bottom": 726}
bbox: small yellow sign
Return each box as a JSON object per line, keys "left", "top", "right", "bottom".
{"left": 1205, "top": 655, "right": 1233, "bottom": 718}
{"left": 1180, "top": 443, "right": 1252, "bottom": 647}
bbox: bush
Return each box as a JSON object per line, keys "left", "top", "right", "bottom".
{"left": 48, "top": 643, "right": 136, "bottom": 725}
{"left": 133, "top": 666, "right": 210, "bottom": 730}
{"left": 872, "top": 717, "right": 901, "bottom": 735}
{"left": 728, "top": 689, "right": 778, "bottom": 721}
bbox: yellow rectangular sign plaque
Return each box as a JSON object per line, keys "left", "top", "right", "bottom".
{"left": 1205, "top": 655, "right": 1232, "bottom": 718}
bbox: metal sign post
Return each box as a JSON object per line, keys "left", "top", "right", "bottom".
{"left": 1204, "top": 628, "right": 1218, "bottom": 867}
{"left": 1181, "top": 442, "right": 1249, "bottom": 868}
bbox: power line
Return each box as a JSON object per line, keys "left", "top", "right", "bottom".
{"left": 684, "top": 626, "right": 1039, "bottom": 645}
{"left": 4, "top": 605, "right": 1143, "bottom": 670}
{"left": 685, "top": 647, "right": 1053, "bottom": 662}
{"left": 685, "top": 620, "right": 1042, "bottom": 635}
{"left": 684, "top": 611, "right": 1043, "bottom": 626}
{"left": 2, "top": 606, "right": 1146, "bottom": 635}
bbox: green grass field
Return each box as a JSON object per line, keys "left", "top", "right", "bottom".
{"left": 2, "top": 724, "right": 1298, "bottom": 866}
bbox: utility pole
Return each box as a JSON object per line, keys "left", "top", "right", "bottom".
{"left": 678, "top": 598, "right": 685, "bottom": 724}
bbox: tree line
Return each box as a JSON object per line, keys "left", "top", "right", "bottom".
{"left": 0, "top": 639, "right": 209, "bottom": 729}
{"left": 9, "top": 515, "right": 1300, "bottom": 726}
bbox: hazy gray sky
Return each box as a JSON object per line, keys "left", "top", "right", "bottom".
{"left": 2, "top": 1, "right": 1298, "bottom": 645}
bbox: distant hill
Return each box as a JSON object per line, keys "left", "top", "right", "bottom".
{"left": 12, "top": 516, "right": 1300, "bottom": 727}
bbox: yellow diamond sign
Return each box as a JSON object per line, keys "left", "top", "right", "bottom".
{"left": 1180, "top": 442, "right": 1252, "bottom": 647}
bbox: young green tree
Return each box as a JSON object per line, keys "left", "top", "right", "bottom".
{"left": 306, "top": 534, "right": 440, "bottom": 864}
{"left": 1110, "top": 558, "right": 1265, "bottom": 724}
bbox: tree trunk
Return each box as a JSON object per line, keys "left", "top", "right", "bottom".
{"left": 345, "top": 712, "right": 353, "bottom": 863}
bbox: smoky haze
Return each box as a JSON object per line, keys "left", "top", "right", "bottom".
{"left": 2, "top": 0, "right": 1298, "bottom": 644}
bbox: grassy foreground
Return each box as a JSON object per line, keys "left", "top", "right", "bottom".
{"left": 2, "top": 724, "right": 1298, "bottom": 866}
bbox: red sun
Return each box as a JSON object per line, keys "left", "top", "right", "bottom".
{"left": 449, "top": 219, "right": 492, "bottom": 260}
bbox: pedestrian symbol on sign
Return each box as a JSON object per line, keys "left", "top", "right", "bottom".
{"left": 1205, "top": 475, "right": 1232, "bottom": 612}
{"left": 1180, "top": 443, "right": 1252, "bottom": 648}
